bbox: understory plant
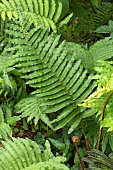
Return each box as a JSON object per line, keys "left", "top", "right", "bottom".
{"left": 1, "top": 0, "right": 113, "bottom": 170}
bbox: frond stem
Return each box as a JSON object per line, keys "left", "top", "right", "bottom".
{"left": 81, "top": 122, "right": 91, "bottom": 151}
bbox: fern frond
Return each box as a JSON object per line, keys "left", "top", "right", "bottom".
{"left": 80, "top": 60, "right": 113, "bottom": 132}
{"left": 0, "top": 107, "right": 12, "bottom": 140}
{"left": 84, "top": 149, "right": 113, "bottom": 170}
{"left": 82, "top": 117, "right": 113, "bottom": 152}
{"left": 73, "top": 2, "right": 113, "bottom": 44}
{"left": 92, "top": 3, "right": 113, "bottom": 28}
{"left": 0, "top": 122, "right": 12, "bottom": 140}
{"left": 5, "top": 17, "right": 96, "bottom": 133}
{"left": 65, "top": 37, "right": 113, "bottom": 72}
{"left": 23, "top": 159, "right": 70, "bottom": 170}
{"left": 15, "top": 96, "right": 53, "bottom": 129}
{"left": 0, "top": 138, "right": 69, "bottom": 170}
{"left": 0, "top": 0, "right": 71, "bottom": 32}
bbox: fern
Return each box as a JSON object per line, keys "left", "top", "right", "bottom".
{"left": 0, "top": 107, "right": 12, "bottom": 140}
{"left": 2, "top": 14, "right": 113, "bottom": 133}
{"left": 80, "top": 60, "right": 113, "bottom": 132}
{"left": 15, "top": 96, "right": 53, "bottom": 129}
{"left": 65, "top": 37, "right": 113, "bottom": 72}
{"left": 0, "top": 15, "right": 96, "bottom": 134}
{"left": 23, "top": 160, "right": 70, "bottom": 170}
{"left": 95, "top": 20, "right": 113, "bottom": 39}
{"left": 0, "top": 0, "right": 72, "bottom": 32}
{"left": 0, "top": 122, "right": 12, "bottom": 140}
{"left": 0, "top": 138, "right": 69, "bottom": 170}
{"left": 82, "top": 117, "right": 113, "bottom": 152}
{"left": 84, "top": 149, "right": 113, "bottom": 170}
{"left": 72, "top": 2, "right": 113, "bottom": 44}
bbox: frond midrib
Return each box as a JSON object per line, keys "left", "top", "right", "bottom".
{"left": 21, "top": 28, "right": 77, "bottom": 108}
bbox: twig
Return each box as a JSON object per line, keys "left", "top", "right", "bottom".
{"left": 72, "top": 136, "right": 86, "bottom": 170}
{"left": 97, "top": 91, "right": 113, "bottom": 150}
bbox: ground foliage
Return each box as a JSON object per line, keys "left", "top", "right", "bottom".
{"left": 0, "top": 0, "right": 113, "bottom": 170}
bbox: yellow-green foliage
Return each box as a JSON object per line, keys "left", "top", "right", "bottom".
{"left": 0, "top": 138, "right": 69, "bottom": 170}
{"left": 0, "top": 0, "right": 72, "bottom": 32}
{"left": 80, "top": 61, "right": 113, "bottom": 131}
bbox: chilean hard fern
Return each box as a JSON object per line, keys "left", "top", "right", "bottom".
{"left": 1, "top": 2, "right": 113, "bottom": 134}
{"left": 0, "top": 138, "right": 70, "bottom": 170}
{"left": 2, "top": 14, "right": 97, "bottom": 134}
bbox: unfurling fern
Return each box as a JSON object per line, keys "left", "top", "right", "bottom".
{"left": 0, "top": 138, "right": 69, "bottom": 170}
{"left": 4, "top": 16, "right": 96, "bottom": 134}
{"left": 0, "top": 0, "right": 72, "bottom": 32}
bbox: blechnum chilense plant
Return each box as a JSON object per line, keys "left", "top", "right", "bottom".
{"left": 0, "top": 0, "right": 113, "bottom": 169}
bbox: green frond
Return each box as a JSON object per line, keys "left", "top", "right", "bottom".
{"left": 0, "top": 55, "right": 14, "bottom": 74}
{"left": 15, "top": 96, "right": 53, "bottom": 129}
{"left": 84, "top": 149, "right": 113, "bottom": 170}
{"left": 0, "top": 138, "right": 69, "bottom": 170}
{"left": 5, "top": 17, "right": 96, "bottom": 133}
{"left": 0, "top": 0, "right": 71, "bottom": 32}
{"left": 89, "top": 38, "right": 113, "bottom": 66}
{"left": 82, "top": 117, "right": 113, "bottom": 152}
{"left": 0, "top": 53, "right": 17, "bottom": 96}
{"left": 92, "top": 3, "right": 113, "bottom": 28}
{"left": 0, "top": 107, "right": 12, "bottom": 140}
{"left": 73, "top": 2, "right": 113, "bottom": 44}
{"left": 0, "top": 122, "right": 12, "bottom": 140}
{"left": 23, "top": 159, "right": 70, "bottom": 170}
{"left": 81, "top": 61, "right": 113, "bottom": 132}
{"left": 95, "top": 20, "right": 113, "bottom": 39}
{"left": 58, "top": 13, "right": 73, "bottom": 28}
{"left": 65, "top": 37, "right": 113, "bottom": 72}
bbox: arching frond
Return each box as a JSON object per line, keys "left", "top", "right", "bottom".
{"left": 0, "top": 138, "right": 69, "bottom": 170}
{"left": 0, "top": 0, "right": 71, "bottom": 32}
{"left": 5, "top": 16, "right": 96, "bottom": 134}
